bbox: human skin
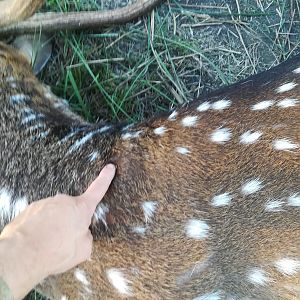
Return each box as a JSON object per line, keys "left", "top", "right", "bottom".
{"left": 0, "top": 164, "right": 116, "bottom": 300}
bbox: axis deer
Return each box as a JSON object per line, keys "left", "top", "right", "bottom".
{"left": 0, "top": 0, "right": 299, "bottom": 299}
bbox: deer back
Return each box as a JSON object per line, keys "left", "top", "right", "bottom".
{"left": 0, "top": 40, "right": 299, "bottom": 299}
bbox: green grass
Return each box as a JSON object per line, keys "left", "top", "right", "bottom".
{"left": 24, "top": 0, "right": 300, "bottom": 298}
{"left": 38, "top": 0, "right": 300, "bottom": 125}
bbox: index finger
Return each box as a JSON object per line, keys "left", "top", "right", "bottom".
{"left": 77, "top": 164, "right": 116, "bottom": 217}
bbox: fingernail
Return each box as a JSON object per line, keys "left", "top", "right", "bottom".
{"left": 106, "top": 164, "right": 116, "bottom": 171}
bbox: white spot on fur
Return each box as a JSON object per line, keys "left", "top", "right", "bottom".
{"left": 154, "top": 126, "right": 166, "bottom": 136}
{"left": 272, "top": 124, "right": 285, "bottom": 129}
{"left": 26, "top": 123, "right": 46, "bottom": 132}
{"left": 0, "top": 189, "right": 12, "bottom": 223}
{"left": 247, "top": 268, "right": 269, "bottom": 286}
{"left": 6, "top": 77, "right": 17, "bottom": 88}
{"left": 181, "top": 116, "right": 198, "bottom": 127}
{"left": 21, "top": 113, "right": 44, "bottom": 125}
{"left": 44, "top": 92, "right": 53, "bottom": 99}
{"left": 88, "top": 151, "right": 99, "bottom": 162}
{"left": 53, "top": 100, "right": 69, "bottom": 109}
{"left": 122, "top": 124, "right": 134, "bottom": 132}
{"left": 273, "top": 139, "right": 299, "bottom": 151}
{"left": 59, "top": 130, "right": 79, "bottom": 144}
{"left": 211, "top": 192, "right": 232, "bottom": 207}
{"left": 176, "top": 257, "right": 211, "bottom": 285}
{"left": 241, "top": 178, "right": 263, "bottom": 195}
{"left": 74, "top": 269, "right": 90, "bottom": 286}
{"left": 186, "top": 219, "right": 209, "bottom": 240}
{"left": 287, "top": 193, "right": 300, "bottom": 207}
{"left": 168, "top": 110, "right": 178, "bottom": 120}
{"left": 132, "top": 226, "right": 146, "bottom": 235}
{"left": 293, "top": 67, "right": 300, "bottom": 74}
{"left": 276, "top": 82, "right": 298, "bottom": 93}
{"left": 12, "top": 197, "right": 28, "bottom": 218}
{"left": 240, "top": 131, "right": 262, "bottom": 144}
{"left": 193, "top": 291, "right": 221, "bottom": 300}
{"left": 10, "top": 94, "right": 31, "bottom": 104}
{"left": 22, "top": 112, "right": 36, "bottom": 119}
{"left": 252, "top": 100, "right": 274, "bottom": 110}
{"left": 176, "top": 147, "right": 190, "bottom": 155}
{"left": 212, "top": 99, "right": 231, "bottom": 110}
{"left": 69, "top": 126, "right": 111, "bottom": 152}
{"left": 37, "top": 130, "right": 50, "bottom": 139}
{"left": 197, "top": 101, "right": 211, "bottom": 112}
{"left": 99, "top": 126, "right": 112, "bottom": 133}
{"left": 121, "top": 130, "right": 142, "bottom": 140}
{"left": 21, "top": 107, "right": 34, "bottom": 114}
{"left": 106, "top": 268, "right": 132, "bottom": 296}
{"left": 6, "top": 76, "right": 15, "bottom": 82}
{"left": 265, "top": 200, "right": 284, "bottom": 212}
{"left": 277, "top": 98, "right": 298, "bottom": 108}
{"left": 275, "top": 258, "right": 300, "bottom": 276}
{"left": 61, "top": 296, "right": 68, "bottom": 300}
{"left": 94, "top": 203, "right": 109, "bottom": 228}
{"left": 141, "top": 201, "right": 157, "bottom": 223}
{"left": 210, "top": 127, "right": 232, "bottom": 144}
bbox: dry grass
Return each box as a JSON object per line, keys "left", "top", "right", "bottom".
{"left": 38, "top": 0, "right": 300, "bottom": 124}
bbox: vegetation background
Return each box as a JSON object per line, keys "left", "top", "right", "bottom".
{"left": 23, "top": 0, "right": 299, "bottom": 299}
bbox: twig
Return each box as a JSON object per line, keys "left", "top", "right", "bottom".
{"left": 0, "top": 0, "right": 163, "bottom": 37}
{"left": 67, "top": 58, "right": 125, "bottom": 69}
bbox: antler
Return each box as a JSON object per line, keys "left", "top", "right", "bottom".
{"left": 0, "top": 0, "right": 162, "bottom": 37}
{"left": 0, "top": 0, "right": 44, "bottom": 27}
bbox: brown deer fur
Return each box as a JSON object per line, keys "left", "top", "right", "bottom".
{"left": 0, "top": 0, "right": 44, "bottom": 27}
{"left": 0, "top": 24, "right": 299, "bottom": 300}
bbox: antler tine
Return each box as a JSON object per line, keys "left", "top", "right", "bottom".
{"left": 0, "top": 0, "right": 162, "bottom": 37}
{"left": 0, "top": 0, "right": 44, "bottom": 27}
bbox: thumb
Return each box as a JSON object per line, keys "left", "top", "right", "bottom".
{"left": 77, "top": 164, "right": 116, "bottom": 217}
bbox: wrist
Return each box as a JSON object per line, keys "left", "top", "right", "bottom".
{"left": 0, "top": 233, "right": 47, "bottom": 299}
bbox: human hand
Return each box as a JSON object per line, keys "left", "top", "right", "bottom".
{"left": 0, "top": 164, "right": 116, "bottom": 300}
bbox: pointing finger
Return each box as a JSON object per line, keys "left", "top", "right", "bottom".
{"left": 77, "top": 164, "right": 116, "bottom": 218}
